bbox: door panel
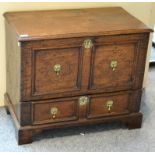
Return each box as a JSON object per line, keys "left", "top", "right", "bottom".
{"left": 33, "top": 47, "right": 81, "bottom": 96}
{"left": 89, "top": 43, "right": 137, "bottom": 91}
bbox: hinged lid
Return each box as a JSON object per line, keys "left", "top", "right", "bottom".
{"left": 4, "top": 7, "right": 153, "bottom": 41}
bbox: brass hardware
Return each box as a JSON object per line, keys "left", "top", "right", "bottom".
{"left": 79, "top": 96, "right": 89, "bottom": 106}
{"left": 106, "top": 100, "right": 114, "bottom": 112}
{"left": 50, "top": 107, "right": 58, "bottom": 119}
{"left": 83, "top": 39, "right": 93, "bottom": 49}
{"left": 110, "top": 60, "right": 118, "bottom": 71}
{"left": 53, "top": 64, "right": 61, "bottom": 75}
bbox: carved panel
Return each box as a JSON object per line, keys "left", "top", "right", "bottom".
{"left": 89, "top": 42, "right": 138, "bottom": 90}
{"left": 32, "top": 47, "right": 82, "bottom": 96}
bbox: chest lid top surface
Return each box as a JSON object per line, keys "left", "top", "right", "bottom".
{"left": 4, "top": 7, "right": 152, "bottom": 41}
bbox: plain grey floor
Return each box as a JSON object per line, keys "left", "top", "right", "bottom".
{"left": 0, "top": 66, "right": 155, "bottom": 152}
{"left": 150, "top": 46, "right": 155, "bottom": 62}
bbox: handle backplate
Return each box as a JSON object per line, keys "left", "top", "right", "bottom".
{"left": 50, "top": 107, "right": 58, "bottom": 119}
{"left": 53, "top": 64, "right": 61, "bottom": 75}
{"left": 106, "top": 100, "right": 114, "bottom": 112}
{"left": 83, "top": 39, "right": 93, "bottom": 49}
{"left": 110, "top": 60, "right": 118, "bottom": 71}
{"left": 79, "top": 96, "right": 89, "bottom": 106}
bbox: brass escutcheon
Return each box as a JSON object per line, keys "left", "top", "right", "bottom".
{"left": 83, "top": 39, "right": 93, "bottom": 49}
{"left": 110, "top": 60, "right": 118, "bottom": 71}
{"left": 50, "top": 107, "right": 58, "bottom": 119}
{"left": 79, "top": 96, "right": 89, "bottom": 106}
{"left": 53, "top": 64, "right": 61, "bottom": 75}
{"left": 106, "top": 100, "right": 114, "bottom": 112}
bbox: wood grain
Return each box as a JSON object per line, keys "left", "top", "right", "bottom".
{"left": 5, "top": 20, "right": 21, "bottom": 121}
{"left": 33, "top": 47, "right": 82, "bottom": 95}
{"left": 4, "top": 7, "right": 152, "bottom": 41}
{"left": 33, "top": 99, "right": 78, "bottom": 125}
{"left": 91, "top": 42, "right": 136, "bottom": 89}
{"left": 5, "top": 92, "right": 143, "bottom": 145}
{"left": 20, "top": 34, "right": 150, "bottom": 101}
{"left": 4, "top": 7, "right": 152, "bottom": 145}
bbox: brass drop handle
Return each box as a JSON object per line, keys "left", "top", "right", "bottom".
{"left": 83, "top": 39, "right": 93, "bottom": 49}
{"left": 110, "top": 60, "right": 118, "bottom": 71}
{"left": 106, "top": 100, "right": 114, "bottom": 112}
{"left": 79, "top": 96, "right": 89, "bottom": 106}
{"left": 53, "top": 64, "right": 61, "bottom": 75}
{"left": 50, "top": 107, "right": 58, "bottom": 119}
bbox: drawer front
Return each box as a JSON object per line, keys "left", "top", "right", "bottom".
{"left": 31, "top": 90, "right": 141, "bottom": 125}
{"left": 87, "top": 91, "right": 141, "bottom": 119}
{"left": 33, "top": 98, "right": 78, "bottom": 124}
{"left": 90, "top": 43, "right": 137, "bottom": 90}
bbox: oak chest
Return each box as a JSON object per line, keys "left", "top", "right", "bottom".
{"left": 4, "top": 7, "right": 152, "bottom": 145}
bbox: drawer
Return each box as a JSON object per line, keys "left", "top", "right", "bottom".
{"left": 89, "top": 42, "right": 138, "bottom": 91}
{"left": 86, "top": 91, "right": 141, "bottom": 119}
{"left": 32, "top": 90, "right": 141, "bottom": 124}
{"left": 32, "top": 98, "right": 78, "bottom": 124}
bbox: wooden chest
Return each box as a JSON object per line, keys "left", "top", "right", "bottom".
{"left": 4, "top": 7, "right": 152, "bottom": 145}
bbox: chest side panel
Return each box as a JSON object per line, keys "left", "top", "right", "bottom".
{"left": 5, "top": 20, "right": 21, "bottom": 121}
